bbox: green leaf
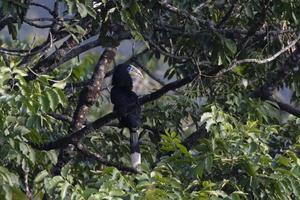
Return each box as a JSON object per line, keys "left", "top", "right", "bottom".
{"left": 277, "top": 155, "right": 291, "bottom": 167}
{"left": 52, "top": 81, "right": 66, "bottom": 89}
{"left": 60, "top": 182, "right": 71, "bottom": 199}
{"left": 130, "top": 1, "right": 141, "bottom": 16}
{"left": 224, "top": 38, "right": 237, "bottom": 54}
{"left": 75, "top": 25, "right": 86, "bottom": 35}
{"left": 7, "top": 24, "right": 17, "bottom": 40}
{"left": 34, "top": 170, "right": 49, "bottom": 183}
{"left": 11, "top": 187, "right": 28, "bottom": 200}
{"left": 45, "top": 176, "right": 64, "bottom": 193}
{"left": 46, "top": 89, "right": 59, "bottom": 111}
{"left": 176, "top": 143, "right": 190, "bottom": 157}
{"left": 204, "top": 155, "right": 213, "bottom": 171}
{"left": 39, "top": 95, "right": 50, "bottom": 113}
{"left": 109, "top": 189, "right": 125, "bottom": 197}
{"left": 66, "top": 0, "right": 75, "bottom": 14}
{"left": 54, "top": 88, "right": 67, "bottom": 107}
{"left": 76, "top": 2, "right": 88, "bottom": 18}
{"left": 3, "top": 185, "right": 12, "bottom": 200}
{"left": 86, "top": 5, "right": 97, "bottom": 19}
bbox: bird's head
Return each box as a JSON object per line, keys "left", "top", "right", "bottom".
{"left": 112, "top": 64, "right": 143, "bottom": 92}
{"left": 127, "top": 65, "right": 143, "bottom": 79}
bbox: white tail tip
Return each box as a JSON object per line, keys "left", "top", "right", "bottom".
{"left": 131, "top": 152, "right": 141, "bottom": 170}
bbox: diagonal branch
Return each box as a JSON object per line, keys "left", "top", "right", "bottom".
{"left": 25, "top": 36, "right": 80, "bottom": 81}
{"left": 30, "top": 65, "right": 225, "bottom": 151}
{"left": 30, "top": 73, "right": 203, "bottom": 150}
{"left": 29, "top": 3, "right": 53, "bottom": 15}
{"left": 71, "top": 48, "right": 116, "bottom": 129}
{"left": 268, "top": 97, "right": 300, "bottom": 117}
{"left": 0, "top": 34, "right": 52, "bottom": 57}
{"left": 48, "top": 112, "right": 72, "bottom": 124}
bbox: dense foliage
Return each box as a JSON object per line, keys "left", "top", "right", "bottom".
{"left": 0, "top": 0, "right": 300, "bottom": 199}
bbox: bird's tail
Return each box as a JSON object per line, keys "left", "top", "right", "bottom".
{"left": 130, "top": 130, "right": 141, "bottom": 170}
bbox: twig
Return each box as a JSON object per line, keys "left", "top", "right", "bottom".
{"left": 23, "top": 165, "right": 32, "bottom": 200}
{"left": 76, "top": 143, "right": 138, "bottom": 173}
{"left": 0, "top": 34, "right": 52, "bottom": 57}
{"left": 216, "top": 0, "right": 237, "bottom": 28}
{"left": 48, "top": 112, "right": 72, "bottom": 124}
{"left": 24, "top": 19, "right": 53, "bottom": 28}
{"left": 144, "top": 35, "right": 190, "bottom": 61}
{"left": 216, "top": 33, "right": 300, "bottom": 76}
{"left": 29, "top": 3, "right": 53, "bottom": 15}
{"left": 158, "top": 0, "right": 216, "bottom": 31}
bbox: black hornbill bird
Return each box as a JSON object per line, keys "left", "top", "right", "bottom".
{"left": 110, "top": 64, "right": 143, "bottom": 170}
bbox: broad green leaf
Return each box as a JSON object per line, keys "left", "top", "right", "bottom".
{"left": 76, "top": 2, "right": 88, "bottom": 18}
{"left": 52, "top": 81, "right": 66, "bottom": 89}
{"left": 45, "top": 176, "right": 64, "bottom": 193}
{"left": 34, "top": 170, "right": 49, "bottom": 183}
{"left": 224, "top": 38, "right": 237, "bottom": 54}
{"left": 60, "top": 182, "right": 71, "bottom": 199}
{"left": 39, "top": 95, "right": 50, "bottom": 113}
{"left": 46, "top": 89, "right": 59, "bottom": 111}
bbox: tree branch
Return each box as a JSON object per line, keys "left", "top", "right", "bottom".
{"left": 269, "top": 97, "right": 300, "bottom": 117}
{"left": 0, "top": 34, "right": 52, "bottom": 57}
{"left": 42, "top": 39, "right": 102, "bottom": 77}
{"left": 33, "top": 65, "right": 226, "bottom": 150}
{"left": 250, "top": 43, "right": 300, "bottom": 117}
{"left": 48, "top": 112, "right": 72, "bottom": 124}
{"left": 76, "top": 143, "right": 138, "bottom": 173}
{"left": 71, "top": 48, "right": 116, "bottom": 129}
{"left": 139, "top": 73, "right": 197, "bottom": 104}
{"left": 182, "top": 126, "right": 209, "bottom": 150}
{"left": 217, "top": 34, "right": 300, "bottom": 76}
{"left": 30, "top": 72, "right": 205, "bottom": 150}
{"left": 29, "top": 3, "right": 53, "bottom": 15}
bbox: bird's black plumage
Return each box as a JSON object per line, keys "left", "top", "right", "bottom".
{"left": 111, "top": 64, "right": 141, "bottom": 130}
{"left": 110, "top": 64, "right": 142, "bottom": 169}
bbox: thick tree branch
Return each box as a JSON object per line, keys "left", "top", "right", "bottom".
{"left": 30, "top": 73, "right": 203, "bottom": 150}
{"left": 182, "top": 126, "right": 209, "bottom": 150}
{"left": 139, "top": 73, "right": 197, "bottom": 104}
{"left": 26, "top": 36, "right": 79, "bottom": 80}
{"left": 52, "top": 40, "right": 102, "bottom": 73}
{"left": 30, "top": 65, "right": 225, "bottom": 151}
{"left": 71, "top": 48, "right": 116, "bottom": 129}
{"left": 268, "top": 97, "right": 300, "bottom": 117}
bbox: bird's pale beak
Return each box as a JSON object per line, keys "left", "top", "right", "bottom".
{"left": 129, "top": 65, "right": 143, "bottom": 79}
